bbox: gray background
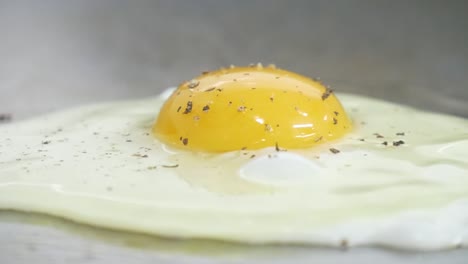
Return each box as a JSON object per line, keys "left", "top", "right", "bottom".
{"left": 1, "top": 1, "right": 468, "bottom": 263}
{"left": 0, "top": 0, "right": 467, "bottom": 119}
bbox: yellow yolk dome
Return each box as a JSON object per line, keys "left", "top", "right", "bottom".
{"left": 153, "top": 64, "right": 352, "bottom": 152}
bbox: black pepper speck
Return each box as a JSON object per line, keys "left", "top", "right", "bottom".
{"left": 183, "top": 101, "right": 193, "bottom": 114}
{"left": 329, "top": 148, "right": 340, "bottom": 154}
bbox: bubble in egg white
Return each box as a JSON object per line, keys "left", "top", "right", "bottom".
{"left": 239, "top": 151, "right": 321, "bottom": 186}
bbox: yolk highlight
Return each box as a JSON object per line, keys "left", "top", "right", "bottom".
{"left": 153, "top": 64, "right": 352, "bottom": 152}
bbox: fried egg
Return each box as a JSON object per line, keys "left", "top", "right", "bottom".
{"left": 0, "top": 65, "right": 467, "bottom": 251}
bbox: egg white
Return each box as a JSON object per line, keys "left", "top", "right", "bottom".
{"left": 0, "top": 88, "right": 467, "bottom": 250}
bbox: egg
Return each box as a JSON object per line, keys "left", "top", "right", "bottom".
{"left": 0, "top": 65, "right": 467, "bottom": 251}
{"left": 153, "top": 64, "right": 351, "bottom": 152}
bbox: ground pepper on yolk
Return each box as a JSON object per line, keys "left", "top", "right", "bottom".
{"left": 153, "top": 64, "right": 352, "bottom": 152}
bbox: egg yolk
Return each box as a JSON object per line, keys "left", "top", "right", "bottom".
{"left": 153, "top": 64, "right": 352, "bottom": 152}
